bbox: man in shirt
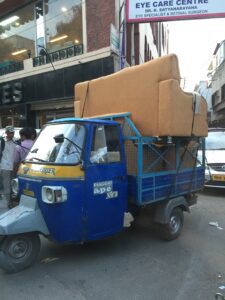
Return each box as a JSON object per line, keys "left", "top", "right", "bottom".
{"left": 13, "top": 127, "right": 34, "bottom": 175}
{"left": 0, "top": 126, "right": 17, "bottom": 209}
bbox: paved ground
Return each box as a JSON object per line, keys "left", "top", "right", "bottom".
{"left": 0, "top": 189, "right": 225, "bottom": 300}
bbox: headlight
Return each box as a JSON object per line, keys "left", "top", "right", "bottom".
{"left": 11, "top": 178, "right": 19, "bottom": 195}
{"left": 205, "top": 167, "right": 211, "bottom": 181}
{"left": 46, "top": 188, "right": 54, "bottom": 203}
{"left": 42, "top": 186, "right": 67, "bottom": 204}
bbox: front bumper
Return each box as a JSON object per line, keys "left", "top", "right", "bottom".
{"left": 205, "top": 180, "right": 225, "bottom": 189}
{"left": 0, "top": 195, "right": 49, "bottom": 236}
{"left": 205, "top": 169, "right": 225, "bottom": 189}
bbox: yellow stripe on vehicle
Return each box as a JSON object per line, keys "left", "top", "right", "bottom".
{"left": 18, "top": 163, "right": 84, "bottom": 178}
{"left": 23, "top": 189, "right": 35, "bottom": 197}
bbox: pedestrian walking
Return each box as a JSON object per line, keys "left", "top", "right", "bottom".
{"left": 30, "top": 127, "right": 37, "bottom": 141}
{"left": 0, "top": 126, "right": 17, "bottom": 209}
{"left": 13, "top": 127, "right": 34, "bottom": 176}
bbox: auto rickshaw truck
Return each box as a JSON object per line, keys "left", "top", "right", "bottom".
{"left": 0, "top": 112, "right": 205, "bottom": 273}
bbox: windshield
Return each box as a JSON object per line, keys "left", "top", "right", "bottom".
{"left": 205, "top": 131, "right": 225, "bottom": 150}
{"left": 26, "top": 123, "right": 85, "bottom": 165}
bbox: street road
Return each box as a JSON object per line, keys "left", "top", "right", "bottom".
{"left": 0, "top": 189, "right": 225, "bottom": 300}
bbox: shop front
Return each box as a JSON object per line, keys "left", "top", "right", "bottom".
{"left": 0, "top": 56, "right": 115, "bottom": 129}
{"left": 0, "top": 104, "right": 26, "bottom": 128}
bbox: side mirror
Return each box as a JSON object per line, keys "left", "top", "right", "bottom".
{"left": 54, "top": 134, "right": 64, "bottom": 143}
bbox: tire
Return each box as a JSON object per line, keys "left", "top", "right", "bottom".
{"left": 0, "top": 233, "right": 40, "bottom": 273}
{"left": 159, "top": 208, "right": 184, "bottom": 241}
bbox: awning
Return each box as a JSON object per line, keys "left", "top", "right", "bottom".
{"left": 0, "top": 0, "right": 32, "bottom": 18}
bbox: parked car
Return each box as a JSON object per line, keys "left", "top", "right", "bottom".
{"left": 202, "top": 128, "right": 225, "bottom": 188}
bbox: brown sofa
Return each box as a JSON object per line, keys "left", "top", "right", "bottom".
{"left": 74, "top": 54, "right": 208, "bottom": 137}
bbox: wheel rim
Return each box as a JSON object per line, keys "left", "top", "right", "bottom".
{"left": 169, "top": 214, "right": 180, "bottom": 234}
{"left": 7, "top": 237, "right": 32, "bottom": 259}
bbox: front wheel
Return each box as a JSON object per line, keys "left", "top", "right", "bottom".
{"left": 0, "top": 233, "right": 40, "bottom": 273}
{"left": 159, "top": 208, "right": 184, "bottom": 241}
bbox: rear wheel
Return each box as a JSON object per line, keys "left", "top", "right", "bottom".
{"left": 159, "top": 208, "right": 184, "bottom": 241}
{"left": 0, "top": 233, "right": 40, "bottom": 273}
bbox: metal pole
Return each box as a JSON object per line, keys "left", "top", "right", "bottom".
{"left": 119, "top": 1, "right": 126, "bottom": 69}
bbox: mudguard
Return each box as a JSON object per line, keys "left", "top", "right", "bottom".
{"left": 153, "top": 196, "right": 190, "bottom": 224}
{"left": 0, "top": 195, "right": 49, "bottom": 236}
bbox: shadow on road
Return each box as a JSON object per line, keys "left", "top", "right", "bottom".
{"left": 200, "top": 187, "right": 225, "bottom": 198}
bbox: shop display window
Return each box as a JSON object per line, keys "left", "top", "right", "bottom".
{"left": 44, "top": 0, "right": 83, "bottom": 53}
{"left": 0, "top": 3, "right": 35, "bottom": 65}
{"left": 0, "top": 0, "right": 83, "bottom": 69}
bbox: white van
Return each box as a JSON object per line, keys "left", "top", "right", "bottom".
{"left": 203, "top": 128, "right": 225, "bottom": 188}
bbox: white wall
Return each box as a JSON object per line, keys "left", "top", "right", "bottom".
{"left": 139, "top": 23, "right": 158, "bottom": 64}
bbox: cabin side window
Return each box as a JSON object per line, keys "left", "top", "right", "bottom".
{"left": 90, "top": 125, "right": 121, "bottom": 164}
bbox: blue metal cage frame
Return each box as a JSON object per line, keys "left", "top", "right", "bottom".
{"left": 97, "top": 113, "right": 205, "bottom": 206}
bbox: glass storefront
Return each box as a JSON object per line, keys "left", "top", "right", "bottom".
{"left": 45, "top": 0, "right": 83, "bottom": 53}
{"left": 0, "top": 3, "right": 35, "bottom": 65}
{"left": 0, "top": 0, "right": 83, "bottom": 66}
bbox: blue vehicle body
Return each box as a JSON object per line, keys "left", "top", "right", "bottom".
{"left": 10, "top": 113, "right": 205, "bottom": 242}
{"left": 13, "top": 118, "right": 128, "bottom": 243}
{"left": 0, "top": 113, "right": 205, "bottom": 273}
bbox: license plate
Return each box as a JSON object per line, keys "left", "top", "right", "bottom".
{"left": 212, "top": 175, "right": 225, "bottom": 181}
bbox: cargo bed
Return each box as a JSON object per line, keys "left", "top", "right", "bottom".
{"left": 97, "top": 112, "right": 205, "bottom": 206}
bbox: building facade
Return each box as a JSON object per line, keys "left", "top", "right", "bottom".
{"left": 208, "top": 40, "right": 225, "bottom": 127}
{"left": 0, "top": 0, "right": 168, "bottom": 128}
{"left": 195, "top": 80, "right": 212, "bottom": 126}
